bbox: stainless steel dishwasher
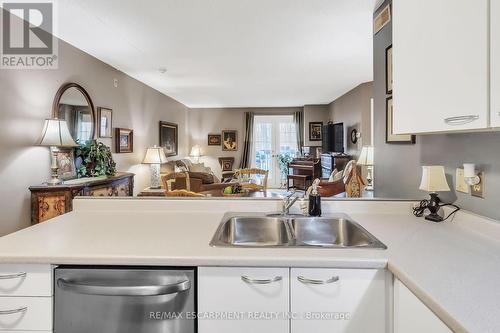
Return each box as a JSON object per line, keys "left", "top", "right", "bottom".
{"left": 54, "top": 266, "right": 195, "bottom": 333}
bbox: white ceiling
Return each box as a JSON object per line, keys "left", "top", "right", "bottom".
{"left": 53, "top": 0, "right": 376, "bottom": 108}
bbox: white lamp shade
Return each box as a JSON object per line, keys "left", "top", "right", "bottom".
{"left": 190, "top": 145, "right": 202, "bottom": 158}
{"left": 37, "top": 119, "right": 78, "bottom": 147}
{"left": 419, "top": 166, "right": 450, "bottom": 192}
{"left": 357, "top": 146, "right": 374, "bottom": 166}
{"left": 142, "top": 146, "right": 168, "bottom": 164}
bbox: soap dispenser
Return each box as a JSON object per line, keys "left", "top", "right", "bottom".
{"left": 308, "top": 179, "right": 322, "bottom": 217}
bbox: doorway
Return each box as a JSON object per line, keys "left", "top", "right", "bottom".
{"left": 252, "top": 115, "right": 298, "bottom": 188}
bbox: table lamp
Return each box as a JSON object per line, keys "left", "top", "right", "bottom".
{"left": 190, "top": 145, "right": 202, "bottom": 163}
{"left": 37, "top": 118, "right": 78, "bottom": 185}
{"left": 143, "top": 145, "right": 168, "bottom": 189}
{"left": 357, "top": 146, "right": 374, "bottom": 191}
{"left": 419, "top": 166, "right": 450, "bottom": 222}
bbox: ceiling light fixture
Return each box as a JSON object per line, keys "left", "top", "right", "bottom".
{"left": 158, "top": 67, "right": 167, "bottom": 74}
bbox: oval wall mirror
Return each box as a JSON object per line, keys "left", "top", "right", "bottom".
{"left": 52, "top": 83, "right": 95, "bottom": 143}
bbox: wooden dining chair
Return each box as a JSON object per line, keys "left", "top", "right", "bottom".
{"left": 234, "top": 168, "right": 269, "bottom": 191}
{"left": 165, "top": 189, "right": 205, "bottom": 197}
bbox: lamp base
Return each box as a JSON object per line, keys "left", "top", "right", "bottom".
{"left": 46, "top": 149, "right": 62, "bottom": 186}
{"left": 150, "top": 164, "right": 161, "bottom": 189}
{"left": 425, "top": 213, "right": 444, "bottom": 222}
{"left": 424, "top": 192, "right": 444, "bottom": 223}
{"left": 46, "top": 177, "right": 62, "bottom": 186}
{"left": 365, "top": 166, "right": 374, "bottom": 191}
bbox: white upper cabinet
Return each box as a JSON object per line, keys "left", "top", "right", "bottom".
{"left": 393, "top": 0, "right": 489, "bottom": 134}
{"left": 492, "top": 0, "right": 500, "bottom": 127}
{"left": 291, "top": 268, "right": 389, "bottom": 333}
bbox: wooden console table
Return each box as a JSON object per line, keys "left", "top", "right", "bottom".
{"left": 29, "top": 172, "right": 134, "bottom": 224}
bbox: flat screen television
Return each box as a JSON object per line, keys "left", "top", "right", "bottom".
{"left": 322, "top": 122, "right": 344, "bottom": 153}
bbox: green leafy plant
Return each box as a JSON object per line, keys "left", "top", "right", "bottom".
{"left": 277, "top": 153, "right": 294, "bottom": 179}
{"left": 75, "top": 140, "right": 116, "bottom": 178}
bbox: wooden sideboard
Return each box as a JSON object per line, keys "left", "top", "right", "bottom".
{"left": 29, "top": 172, "right": 134, "bottom": 224}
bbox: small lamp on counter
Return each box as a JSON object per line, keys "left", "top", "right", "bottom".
{"left": 357, "top": 146, "right": 374, "bottom": 191}
{"left": 37, "top": 118, "right": 78, "bottom": 185}
{"left": 189, "top": 145, "right": 202, "bottom": 163}
{"left": 419, "top": 166, "right": 451, "bottom": 222}
{"left": 142, "top": 145, "right": 168, "bottom": 189}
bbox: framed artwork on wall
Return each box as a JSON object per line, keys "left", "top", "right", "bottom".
{"left": 222, "top": 130, "right": 238, "bottom": 151}
{"left": 374, "top": 4, "right": 391, "bottom": 35}
{"left": 115, "top": 128, "right": 133, "bottom": 153}
{"left": 208, "top": 134, "right": 221, "bottom": 146}
{"left": 97, "top": 107, "right": 113, "bottom": 138}
{"left": 159, "top": 121, "right": 178, "bottom": 157}
{"left": 55, "top": 148, "right": 76, "bottom": 180}
{"left": 309, "top": 122, "right": 323, "bottom": 141}
{"left": 386, "top": 97, "right": 416, "bottom": 144}
{"left": 386, "top": 45, "right": 393, "bottom": 94}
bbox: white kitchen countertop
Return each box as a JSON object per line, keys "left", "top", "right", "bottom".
{"left": 0, "top": 198, "right": 499, "bottom": 333}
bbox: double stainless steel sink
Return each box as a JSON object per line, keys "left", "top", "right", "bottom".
{"left": 210, "top": 213, "right": 386, "bottom": 249}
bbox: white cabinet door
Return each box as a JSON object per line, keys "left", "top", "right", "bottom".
{"left": 492, "top": 0, "right": 500, "bottom": 127}
{"left": 393, "top": 0, "right": 489, "bottom": 134}
{"left": 291, "top": 268, "right": 389, "bottom": 333}
{"left": 394, "top": 279, "right": 452, "bottom": 333}
{"left": 198, "top": 267, "right": 289, "bottom": 333}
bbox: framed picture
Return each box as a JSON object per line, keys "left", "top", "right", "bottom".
{"left": 115, "top": 128, "right": 133, "bottom": 153}
{"left": 309, "top": 122, "right": 323, "bottom": 141}
{"left": 208, "top": 134, "right": 221, "bottom": 146}
{"left": 386, "top": 97, "right": 416, "bottom": 144}
{"left": 159, "top": 121, "right": 178, "bottom": 157}
{"left": 97, "top": 107, "right": 113, "bottom": 138}
{"left": 374, "top": 4, "right": 391, "bottom": 35}
{"left": 386, "top": 45, "right": 393, "bottom": 94}
{"left": 55, "top": 148, "right": 76, "bottom": 180}
{"left": 222, "top": 130, "right": 238, "bottom": 151}
{"left": 218, "top": 157, "right": 235, "bottom": 172}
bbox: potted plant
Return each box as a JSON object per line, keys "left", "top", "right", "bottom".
{"left": 277, "top": 153, "right": 294, "bottom": 188}
{"left": 75, "top": 140, "right": 116, "bottom": 178}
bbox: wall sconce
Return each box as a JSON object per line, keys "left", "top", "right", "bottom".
{"left": 463, "top": 163, "right": 481, "bottom": 186}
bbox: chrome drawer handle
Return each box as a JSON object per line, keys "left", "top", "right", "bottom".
{"left": 444, "top": 115, "right": 479, "bottom": 125}
{"left": 0, "top": 307, "right": 27, "bottom": 315}
{"left": 57, "top": 279, "right": 191, "bottom": 296}
{"left": 297, "top": 276, "right": 339, "bottom": 285}
{"left": 0, "top": 272, "right": 26, "bottom": 280}
{"left": 241, "top": 275, "right": 282, "bottom": 285}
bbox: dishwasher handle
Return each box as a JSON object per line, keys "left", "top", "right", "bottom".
{"left": 57, "top": 278, "right": 191, "bottom": 296}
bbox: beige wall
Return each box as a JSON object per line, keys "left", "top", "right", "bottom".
{"left": 0, "top": 35, "right": 188, "bottom": 235}
{"left": 328, "top": 82, "right": 373, "bottom": 158}
{"left": 187, "top": 107, "right": 302, "bottom": 178}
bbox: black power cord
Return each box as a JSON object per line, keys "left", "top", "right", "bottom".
{"left": 412, "top": 199, "right": 460, "bottom": 221}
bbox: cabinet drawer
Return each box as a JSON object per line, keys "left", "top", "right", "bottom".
{"left": 198, "top": 267, "right": 289, "bottom": 333}
{"left": 0, "top": 297, "right": 52, "bottom": 331}
{"left": 0, "top": 265, "right": 52, "bottom": 296}
{"left": 291, "top": 268, "right": 389, "bottom": 333}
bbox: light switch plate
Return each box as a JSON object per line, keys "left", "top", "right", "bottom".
{"left": 455, "top": 168, "right": 469, "bottom": 194}
{"left": 471, "top": 172, "right": 485, "bottom": 198}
